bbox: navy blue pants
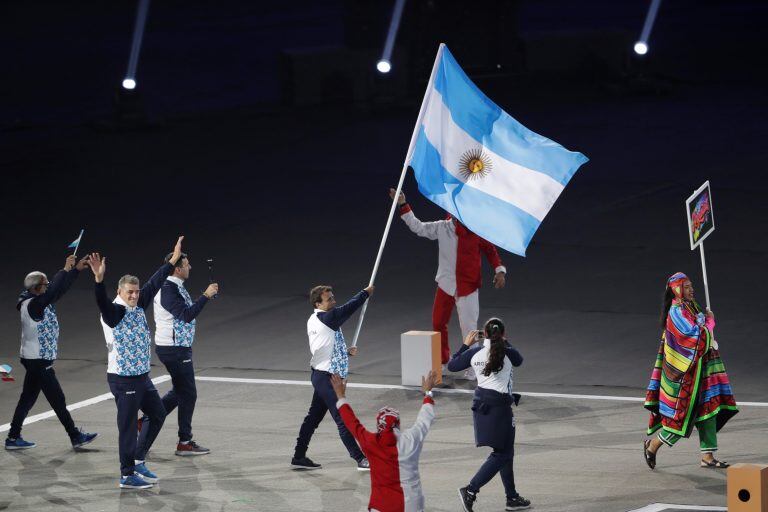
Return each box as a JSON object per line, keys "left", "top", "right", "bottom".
{"left": 468, "top": 424, "right": 518, "bottom": 499}
{"left": 108, "top": 373, "right": 166, "bottom": 476}
{"left": 9, "top": 359, "right": 77, "bottom": 440}
{"left": 139, "top": 346, "right": 196, "bottom": 443}
{"left": 294, "top": 369, "right": 363, "bottom": 461}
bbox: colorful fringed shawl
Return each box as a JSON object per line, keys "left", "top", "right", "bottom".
{"left": 644, "top": 299, "right": 738, "bottom": 437}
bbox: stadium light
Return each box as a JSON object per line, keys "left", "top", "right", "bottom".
{"left": 123, "top": 0, "right": 151, "bottom": 89}
{"left": 635, "top": 0, "right": 662, "bottom": 55}
{"left": 376, "top": 60, "right": 392, "bottom": 74}
{"left": 376, "top": 0, "right": 406, "bottom": 73}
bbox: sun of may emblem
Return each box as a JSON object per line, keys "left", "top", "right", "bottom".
{"left": 458, "top": 148, "right": 492, "bottom": 180}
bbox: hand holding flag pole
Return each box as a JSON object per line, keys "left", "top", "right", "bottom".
{"left": 350, "top": 44, "right": 447, "bottom": 348}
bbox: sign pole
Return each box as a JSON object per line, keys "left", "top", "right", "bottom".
{"left": 699, "top": 242, "right": 711, "bottom": 309}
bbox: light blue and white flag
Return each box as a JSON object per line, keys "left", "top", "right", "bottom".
{"left": 67, "top": 229, "right": 84, "bottom": 253}
{"left": 406, "top": 44, "right": 588, "bottom": 256}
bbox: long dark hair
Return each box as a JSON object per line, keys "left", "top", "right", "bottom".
{"left": 659, "top": 287, "right": 675, "bottom": 329}
{"left": 482, "top": 317, "right": 506, "bottom": 377}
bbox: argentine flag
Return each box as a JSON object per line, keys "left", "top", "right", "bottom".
{"left": 407, "top": 44, "right": 588, "bottom": 256}
{"left": 67, "top": 229, "right": 84, "bottom": 250}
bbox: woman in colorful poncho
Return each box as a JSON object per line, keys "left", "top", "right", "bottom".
{"left": 643, "top": 272, "right": 738, "bottom": 469}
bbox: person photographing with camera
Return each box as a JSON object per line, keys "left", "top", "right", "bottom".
{"left": 137, "top": 251, "right": 218, "bottom": 457}
{"left": 447, "top": 318, "right": 530, "bottom": 511}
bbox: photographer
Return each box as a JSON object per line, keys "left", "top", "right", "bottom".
{"left": 447, "top": 318, "right": 530, "bottom": 511}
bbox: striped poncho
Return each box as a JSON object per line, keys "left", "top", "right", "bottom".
{"left": 644, "top": 299, "right": 738, "bottom": 437}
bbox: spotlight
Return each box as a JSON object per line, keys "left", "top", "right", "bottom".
{"left": 376, "top": 60, "right": 392, "bottom": 73}
{"left": 122, "top": 78, "right": 137, "bottom": 90}
{"left": 634, "top": 42, "right": 648, "bottom": 55}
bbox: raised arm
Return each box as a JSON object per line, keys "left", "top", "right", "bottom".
{"left": 87, "top": 253, "right": 125, "bottom": 328}
{"left": 138, "top": 263, "right": 174, "bottom": 310}
{"left": 390, "top": 188, "right": 444, "bottom": 240}
{"left": 28, "top": 255, "right": 88, "bottom": 319}
{"left": 447, "top": 332, "right": 483, "bottom": 372}
{"left": 331, "top": 375, "right": 374, "bottom": 446}
{"left": 400, "top": 371, "right": 437, "bottom": 447}
{"left": 504, "top": 342, "right": 523, "bottom": 367}
{"left": 318, "top": 288, "right": 372, "bottom": 331}
{"left": 161, "top": 283, "right": 210, "bottom": 323}
{"left": 138, "top": 236, "right": 184, "bottom": 310}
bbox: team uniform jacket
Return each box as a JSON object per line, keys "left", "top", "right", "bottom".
{"left": 96, "top": 263, "right": 173, "bottom": 376}
{"left": 307, "top": 290, "right": 369, "bottom": 373}
{"left": 153, "top": 276, "right": 209, "bottom": 347}
{"left": 448, "top": 339, "right": 523, "bottom": 449}
{"left": 17, "top": 268, "right": 79, "bottom": 360}
{"left": 398, "top": 204, "right": 505, "bottom": 297}
{"left": 336, "top": 397, "right": 436, "bottom": 512}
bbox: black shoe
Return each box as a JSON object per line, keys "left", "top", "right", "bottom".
{"left": 458, "top": 487, "right": 476, "bottom": 512}
{"left": 291, "top": 456, "right": 322, "bottom": 470}
{"left": 356, "top": 458, "right": 370, "bottom": 471}
{"left": 506, "top": 494, "right": 532, "bottom": 510}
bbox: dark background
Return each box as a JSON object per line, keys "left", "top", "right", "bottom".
{"left": 1, "top": 0, "right": 766, "bottom": 411}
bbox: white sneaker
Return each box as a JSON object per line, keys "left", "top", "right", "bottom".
{"left": 462, "top": 367, "right": 477, "bottom": 381}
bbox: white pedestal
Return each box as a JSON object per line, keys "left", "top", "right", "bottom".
{"left": 400, "top": 330, "right": 442, "bottom": 386}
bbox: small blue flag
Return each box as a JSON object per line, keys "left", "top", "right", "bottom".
{"left": 68, "top": 229, "right": 84, "bottom": 252}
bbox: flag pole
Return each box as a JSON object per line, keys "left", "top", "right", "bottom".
{"left": 699, "top": 241, "right": 711, "bottom": 310}
{"left": 351, "top": 43, "right": 446, "bottom": 347}
{"left": 72, "top": 229, "right": 84, "bottom": 258}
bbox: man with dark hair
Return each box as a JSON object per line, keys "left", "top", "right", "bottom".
{"left": 291, "top": 284, "right": 374, "bottom": 471}
{"left": 6, "top": 254, "right": 98, "bottom": 451}
{"left": 137, "top": 251, "right": 218, "bottom": 456}
{"left": 87, "top": 236, "right": 184, "bottom": 489}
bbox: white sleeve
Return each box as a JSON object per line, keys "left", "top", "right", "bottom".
{"left": 401, "top": 211, "right": 445, "bottom": 241}
{"left": 401, "top": 401, "right": 435, "bottom": 447}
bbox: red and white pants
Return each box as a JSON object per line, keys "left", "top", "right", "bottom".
{"left": 432, "top": 287, "right": 479, "bottom": 364}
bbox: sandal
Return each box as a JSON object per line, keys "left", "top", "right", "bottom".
{"left": 644, "top": 440, "right": 656, "bottom": 470}
{"left": 701, "top": 458, "right": 730, "bottom": 468}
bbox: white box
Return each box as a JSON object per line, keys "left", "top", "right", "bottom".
{"left": 400, "top": 330, "right": 442, "bottom": 387}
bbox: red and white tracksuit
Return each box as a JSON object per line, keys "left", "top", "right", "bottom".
{"left": 337, "top": 397, "right": 436, "bottom": 512}
{"left": 399, "top": 204, "right": 505, "bottom": 363}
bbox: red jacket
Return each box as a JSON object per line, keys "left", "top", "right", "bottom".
{"left": 337, "top": 397, "right": 435, "bottom": 512}
{"left": 399, "top": 204, "right": 505, "bottom": 297}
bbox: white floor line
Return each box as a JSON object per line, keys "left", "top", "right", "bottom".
{"left": 0, "top": 374, "right": 171, "bottom": 434}
{"left": 626, "top": 503, "right": 726, "bottom": 512}
{"left": 3, "top": 372, "right": 765, "bottom": 435}
{"left": 195, "top": 376, "right": 768, "bottom": 406}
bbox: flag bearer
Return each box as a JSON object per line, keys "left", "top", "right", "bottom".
{"left": 87, "top": 236, "right": 183, "bottom": 489}
{"left": 390, "top": 188, "right": 506, "bottom": 380}
{"left": 6, "top": 254, "right": 98, "bottom": 451}
{"left": 291, "top": 284, "right": 374, "bottom": 471}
